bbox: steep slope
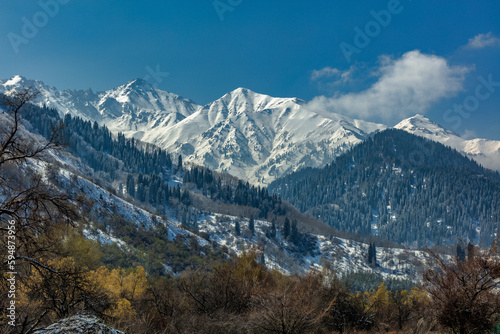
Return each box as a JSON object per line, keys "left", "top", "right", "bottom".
{"left": 269, "top": 129, "right": 500, "bottom": 247}
{"left": 148, "top": 87, "right": 386, "bottom": 185}
{"left": 395, "top": 114, "right": 500, "bottom": 171}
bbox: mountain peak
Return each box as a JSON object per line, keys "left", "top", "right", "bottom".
{"left": 4, "top": 75, "right": 25, "bottom": 86}
{"left": 124, "top": 78, "right": 155, "bottom": 90}
{"left": 1, "top": 75, "right": 41, "bottom": 89}
{"left": 233, "top": 87, "right": 250, "bottom": 93}
{"left": 401, "top": 113, "right": 433, "bottom": 124}
{"left": 408, "top": 113, "right": 427, "bottom": 120}
{"left": 394, "top": 114, "right": 455, "bottom": 138}
{"left": 226, "top": 87, "right": 260, "bottom": 97}
{"left": 223, "top": 87, "right": 303, "bottom": 105}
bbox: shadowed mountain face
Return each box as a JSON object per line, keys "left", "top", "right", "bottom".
{"left": 395, "top": 114, "right": 500, "bottom": 172}
{"left": 269, "top": 129, "right": 500, "bottom": 247}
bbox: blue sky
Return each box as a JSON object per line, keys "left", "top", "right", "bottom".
{"left": 1, "top": 0, "right": 499, "bottom": 139}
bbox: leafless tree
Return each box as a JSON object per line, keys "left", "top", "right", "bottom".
{"left": 0, "top": 87, "right": 75, "bottom": 264}
{"left": 249, "top": 272, "right": 330, "bottom": 334}
{"left": 0, "top": 88, "right": 80, "bottom": 332}
{"left": 423, "top": 241, "right": 500, "bottom": 334}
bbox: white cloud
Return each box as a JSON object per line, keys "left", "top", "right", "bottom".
{"left": 311, "top": 66, "right": 341, "bottom": 81}
{"left": 466, "top": 32, "right": 500, "bottom": 49}
{"left": 307, "top": 50, "right": 470, "bottom": 120}
{"left": 311, "top": 65, "right": 357, "bottom": 88}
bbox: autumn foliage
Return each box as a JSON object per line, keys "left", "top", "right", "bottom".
{"left": 2, "top": 248, "right": 434, "bottom": 334}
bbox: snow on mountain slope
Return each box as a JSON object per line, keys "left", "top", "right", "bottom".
{"left": 0, "top": 76, "right": 386, "bottom": 185}
{"left": 395, "top": 114, "right": 500, "bottom": 171}
{"left": 21, "top": 139, "right": 425, "bottom": 281}
{"left": 96, "top": 79, "right": 200, "bottom": 138}
{"left": 194, "top": 213, "right": 428, "bottom": 281}
{"left": 0, "top": 75, "right": 200, "bottom": 138}
{"left": 11, "top": 76, "right": 500, "bottom": 183}
{"left": 144, "top": 87, "right": 387, "bottom": 185}
{"left": 46, "top": 150, "right": 427, "bottom": 280}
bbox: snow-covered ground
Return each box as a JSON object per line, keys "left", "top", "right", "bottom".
{"left": 31, "top": 149, "right": 429, "bottom": 281}
{"left": 188, "top": 212, "right": 429, "bottom": 281}
{"left": 33, "top": 314, "right": 124, "bottom": 334}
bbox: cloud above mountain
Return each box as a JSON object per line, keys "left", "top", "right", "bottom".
{"left": 307, "top": 50, "right": 470, "bottom": 120}
{"left": 310, "top": 65, "right": 357, "bottom": 89}
{"left": 465, "top": 32, "right": 500, "bottom": 49}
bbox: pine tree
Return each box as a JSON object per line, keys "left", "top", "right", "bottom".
{"left": 283, "top": 218, "right": 290, "bottom": 239}
{"left": 235, "top": 220, "right": 241, "bottom": 236}
{"left": 271, "top": 219, "right": 277, "bottom": 238}
{"left": 367, "top": 243, "right": 373, "bottom": 265}
{"left": 249, "top": 217, "right": 255, "bottom": 235}
{"left": 367, "top": 243, "right": 377, "bottom": 267}
{"left": 291, "top": 219, "right": 298, "bottom": 244}
{"left": 177, "top": 154, "right": 183, "bottom": 171}
{"left": 126, "top": 174, "right": 135, "bottom": 197}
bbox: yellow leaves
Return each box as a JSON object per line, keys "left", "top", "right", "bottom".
{"left": 88, "top": 265, "right": 147, "bottom": 324}
{"left": 89, "top": 265, "right": 148, "bottom": 300}
{"left": 109, "top": 266, "right": 148, "bottom": 300}
{"left": 27, "top": 257, "right": 79, "bottom": 283}
{"left": 366, "top": 282, "right": 390, "bottom": 309}
{"left": 15, "top": 257, "right": 149, "bottom": 328}
{"left": 408, "top": 286, "right": 430, "bottom": 305}
{"left": 106, "top": 298, "right": 137, "bottom": 321}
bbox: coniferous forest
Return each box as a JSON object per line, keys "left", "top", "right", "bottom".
{"left": 269, "top": 129, "right": 500, "bottom": 247}
{"left": 23, "top": 104, "right": 289, "bottom": 222}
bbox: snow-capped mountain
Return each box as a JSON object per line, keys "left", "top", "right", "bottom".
{"left": 0, "top": 76, "right": 386, "bottom": 185}
{"left": 0, "top": 75, "right": 200, "bottom": 137}
{"left": 142, "top": 87, "right": 386, "bottom": 185}
{"left": 2, "top": 76, "right": 498, "bottom": 185}
{"left": 1, "top": 103, "right": 426, "bottom": 281}
{"left": 395, "top": 114, "right": 500, "bottom": 171}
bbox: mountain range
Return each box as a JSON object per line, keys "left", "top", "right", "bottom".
{"left": 1, "top": 75, "right": 499, "bottom": 186}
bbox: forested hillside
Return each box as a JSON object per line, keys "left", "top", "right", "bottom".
{"left": 23, "top": 103, "right": 294, "bottom": 225}
{"left": 269, "top": 129, "right": 500, "bottom": 246}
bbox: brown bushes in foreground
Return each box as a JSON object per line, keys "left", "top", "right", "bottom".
{"left": 4, "top": 242, "right": 500, "bottom": 333}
